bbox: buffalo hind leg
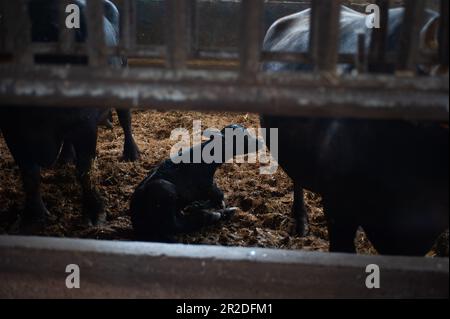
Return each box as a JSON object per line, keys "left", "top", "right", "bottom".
{"left": 20, "top": 163, "right": 50, "bottom": 225}
{"left": 323, "top": 197, "right": 358, "bottom": 253}
{"left": 73, "top": 128, "right": 105, "bottom": 226}
{"left": 98, "top": 110, "right": 114, "bottom": 129}
{"left": 117, "top": 109, "right": 140, "bottom": 162}
{"left": 57, "top": 141, "right": 76, "bottom": 165}
{"left": 293, "top": 182, "right": 308, "bottom": 236}
{"left": 327, "top": 216, "right": 358, "bottom": 253}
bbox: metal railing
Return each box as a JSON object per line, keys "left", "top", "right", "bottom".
{"left": 0, "top": 235, "right": 448, "bottom": 298}
{"left": 0, "top": 0, "right": 448, "bottom": 121}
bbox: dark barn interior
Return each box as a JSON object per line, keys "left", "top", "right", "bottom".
{"left": 0, "top": 0, "right": 448, "bottom": 299}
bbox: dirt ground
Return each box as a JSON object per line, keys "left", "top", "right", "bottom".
{"left": 0, "top": 111, "right": 447, "bottom": 256}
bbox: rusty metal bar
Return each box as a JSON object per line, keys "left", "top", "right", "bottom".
{"left": 0, "top": 236, "right": 447, "bottom": 299}
{"left": 397, "top": 0, "right": 426, "bottom": 73}
{"left": 0, "top": 65, "right": 447, "bottom": 121}
{"left": 309, "top": 1, "right": 341, "bottom": 72}
{"left": 129, "top": 48, "right": 437, "bottom": 66}
{"left": 263, "top": 51, "right": 311, "bottom": 65}
{"left": 369, "top": 0, "right": 390, "bottom": 72}
{"left": 439, "top": 0, "right": 449, "bottom": 67}
{"left": 240, "top": 0, "right": 264, "bottom": 76}
{"left": 29, "top": 42, "right": 165, "bottom": 60}
{"left": 31, "top": 43, "right": 87, "bottom": 56}
{"left": 261, "top": 51, "right": 375, "bottom": 66}
{"left": 25, "top": 43, "right": 439, "bottom": 66}
{"left": 165, "top": 0, "right": 189, "bottom": 69}
{"left": 86, "top": 0, "right": 107, "bottom": 67}
{"left": 195, "top": 50, "right": 239, "bottom": 61}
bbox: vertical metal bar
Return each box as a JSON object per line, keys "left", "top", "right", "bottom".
{"left": 2, "top": 1, "right": 14, "bottom": 53}
{"left": 439, "top": 0, "right": 449, "bottom": 67}
{"left": 397, "top": 0, "right": 425, "bottom": 72}
{"left": 122, "top": 0, "right": 136, "bottom": 52}
{"left": 17, "top": 0, "right": 33, "bottom": 64}
{"left": 309, "top": 1, "right": 341, "bottom": 73}
{"left": 309, "top": 1, "right": 320, "bottom": 63}
{"left": 240, "top": 0, "right": 264, "bottom": 76}
{"left": 86, "top": 0, "right": 107, "bottom": 67}
{"left": 357, "top": 33, "right": 367, "bottom": 73}
{"left": 0, "top": 0, "right": 5, "bottom": 53}
{"left": 188, "top": 0, "right": 198, "bottom": 57}
{"left": 165, "top": 0, "right": 188, "bottom": 69}
{"left": 369, "top": 0, "right": 389, "bottom": 72}
{"left": 59, "top": 0, "right": 75, "bottom": 53}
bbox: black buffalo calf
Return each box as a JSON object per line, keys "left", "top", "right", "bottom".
{"left": 130, "top": 124, "right": 261, "bottom": 242}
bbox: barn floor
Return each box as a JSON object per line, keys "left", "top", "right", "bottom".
{"left": 0, "top": 111, "right": 446, "bottom": 256}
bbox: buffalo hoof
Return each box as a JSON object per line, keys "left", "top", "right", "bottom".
{"left": 100, "top": 119, "right": 114, "bottom": 130}
{"left": 122, "top": 141, "right": 140, "bottom": 162}
{"left": 57, "top": 144, "right": 76, "bottom": 166}
{"left": 296, "top": 217, "right": 309, "bottom": 237}
{"left": 82, "top": 197, "right": 106, "bottom": 227}
{"left": 22, "top": 205, "right": 50, "bottom": 224}
{"left": 19, "top": 205, "right": 50, "bottom": 231}
{"left": 83, "top": 211, "right": 107, "bottom": 227}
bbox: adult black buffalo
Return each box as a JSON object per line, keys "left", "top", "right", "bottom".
{"left": 0, "top": 0, "right": 139, "bottom": 226}
{"left": 261, "top": 6, "right": 448, "bottom": 255}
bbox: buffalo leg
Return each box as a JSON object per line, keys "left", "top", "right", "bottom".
{"left": 116, "top": 109, "right": 140, "bottom": 162}
{"left": 293, "top": 182, "right": 308, "bottom": 236}
{"left": 20, "top": 163, "right": 50, "bottom": 224}
{"left": 57, "top": 141, "right": 76, "bottom": 165}
{"left": 72, "top": 128, "right": 105, "bottom": 226}
{"left": 98, "top": 110, "right": 114, "bottom": 129}
{"left": 326, "top": 210, "right": 357, "bottom": 253}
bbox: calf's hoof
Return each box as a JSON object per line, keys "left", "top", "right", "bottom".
{"left": 202, "top": 207, "right": 237, "bottom": 226}
{"left": 203, "top": 211, "right": 222, "bottom": 224}
{"left": 219, "top": 207, "right": 238, "bottom": 221}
